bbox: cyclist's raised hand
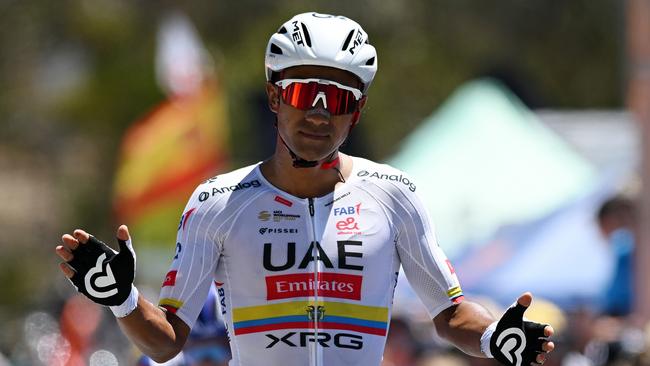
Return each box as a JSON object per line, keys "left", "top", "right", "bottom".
{"left": 56, "top": 225, "right": 138, "bottom": 313}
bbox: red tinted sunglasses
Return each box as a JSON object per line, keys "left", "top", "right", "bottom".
{"left": 275, "top": 78, "right": 363, "bottom": 115}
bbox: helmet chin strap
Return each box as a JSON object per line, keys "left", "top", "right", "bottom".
{"left": 277, "top": 132, "right": 339, "bottom": 169}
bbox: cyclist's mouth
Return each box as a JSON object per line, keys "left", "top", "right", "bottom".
{"left": 299, "top": 131, "right": 329, "bottom": 140}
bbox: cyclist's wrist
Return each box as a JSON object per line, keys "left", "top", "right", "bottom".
{"left": 109, "top": 285, "right": 139, "bottom": 318}
{"left": 480, "top": 320, "right": 498, "bottom": 358}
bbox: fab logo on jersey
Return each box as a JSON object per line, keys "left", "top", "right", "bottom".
{"left": 333, "top": 203, "right": 361, "bottom": 216}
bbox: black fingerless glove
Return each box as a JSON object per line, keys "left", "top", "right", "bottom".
{"left": 490, "top": 302, "right": 550, "bottom": 366}
{"left": 68, "top": 235, "right": 136, "bottom": 306}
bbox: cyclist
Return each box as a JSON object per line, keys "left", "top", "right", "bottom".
{"left": 55, "top": 12, "right": 554, "bottom": 366}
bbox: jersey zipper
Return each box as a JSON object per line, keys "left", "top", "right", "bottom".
{"left": 307, "top": 197, "right": 322, "bottom": 366}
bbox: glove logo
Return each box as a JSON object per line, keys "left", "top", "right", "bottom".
{"left": 84, "top": 253, "right": 118, "bottom": 298}
{"left": 495, "top": 328, "right": 526, "bottom": 366}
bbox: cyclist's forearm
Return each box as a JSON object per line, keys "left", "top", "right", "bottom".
{"left": 433, "top": 301, "right": 495, "bottom": 357}
{"left": 116, "top": 294, "right": 190, "bottom": 363}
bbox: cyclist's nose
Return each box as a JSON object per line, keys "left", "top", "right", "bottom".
{"left": 305, "top": 107, "right": 331, "bottom": 125}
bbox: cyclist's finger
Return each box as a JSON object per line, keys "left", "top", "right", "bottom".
{"left": 72, "top": 229, "right": 91, "bottom": 244}
{"left": 543, "top": 341, "right": 555, "bottom": 353}
{"left": 62, "top": 234, "right": 79, "bottom": 250}
{"left": 55, "top": 245, "right": 73, "bottom": 261}
{"left": 544, "top": 325, "right": 554, "bottom": 338}
{"left": 59, "top": 262, "right": 75, "bottom": 278}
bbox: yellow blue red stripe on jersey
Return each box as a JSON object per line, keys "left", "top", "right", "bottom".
{"left": 447, "top": 286, "right": 464, "bottom": 304}
{"left": 232, "top": 301, "right": 389, "bottom": 336}
{"left": 159, "top": 298, "right": 184, "bottom": 313}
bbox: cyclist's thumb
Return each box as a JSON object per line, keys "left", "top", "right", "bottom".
{"left": 116, "top": 225, "right": 135, "bottom": 258}
{"left": 503, "top": 292, "right": 532, "bottom": 321}
{"left": 517, "top": 292, "right": 533, "bottom": 308}
{"left": 117, "top": 225, "right": 130, "bottom": 242}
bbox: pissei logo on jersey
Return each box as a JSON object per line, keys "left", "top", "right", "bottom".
{"left": 259, "top": 227, "right": 299, "bottom": 235}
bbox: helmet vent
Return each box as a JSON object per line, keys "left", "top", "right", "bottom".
{"left": 341, "top": 30, "right": 354, "bottom": 51}
{"left": 278, "top": 26, "right": 288, "bottom": 34}
{"left": 300, "top": 23, "right": 312, "bottom": 47}
{"left": 365, "top": 57, "right": 375, "bottom": 66}
{"left": 270, "top": 43, "right": 283, "bottom": 55}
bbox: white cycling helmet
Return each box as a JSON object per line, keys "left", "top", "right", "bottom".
{"left": 265, "top": 12, "right": 377, "bottom": 93}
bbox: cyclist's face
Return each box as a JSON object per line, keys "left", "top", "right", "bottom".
{"left": 267, "top": 65, "right": 365, "bottom": 162}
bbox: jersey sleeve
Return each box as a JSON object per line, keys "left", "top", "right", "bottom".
{"left": 392, "top": 177, "right": 464, "bottom": 318}
{"left": 158, "top": 185, "right": 222, "bottom": 328}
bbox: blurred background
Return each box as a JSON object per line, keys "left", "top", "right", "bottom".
{"left": 1, "top": 0, "right": 649, "bottom": 365}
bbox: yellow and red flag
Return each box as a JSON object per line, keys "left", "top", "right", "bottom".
{"left": 112, "top": 81, "right": 228, "bottom": 245}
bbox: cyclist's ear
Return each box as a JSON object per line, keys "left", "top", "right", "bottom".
{"left": 266, "top": 82, "right": 279, "bottom": 113}
{"left": 357, "top": 96, "right": 367, "bottom": 111}
{"left": 350, "top": 96, "right": 367, "bottom": 127}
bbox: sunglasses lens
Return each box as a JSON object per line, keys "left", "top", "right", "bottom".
{"left": 282, "top": 82, "right": 318, "bottom": 110}
{"left": 279, "top": 81, "right": 359, "bottom": 115}
{"left": 324, "top": 84, "right": 358, "bottom": 115}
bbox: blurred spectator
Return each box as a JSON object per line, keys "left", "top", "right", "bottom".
{"left": 554, "top": 195, "right": 646, "bottom": 366}
{"left": 596, "top": 196, "right": 636, "bottom": 317}
{"left": 416, "top": 351, "right": 470, "bottom": 366}
{"left": 381, "top": 317, "right": 422, "bottom": 366}
{"left": 59, "top": 294, "right": 102, "bottom": 366}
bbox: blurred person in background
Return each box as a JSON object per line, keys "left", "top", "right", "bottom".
{"left": 556, "top": 196, "right": 643, "bottom": 366}
{"left": 381, "top": 317, "right": 423, "bottom": 366}
{"left": 596, "top": 196, "right": 636, "bottom": 317}
{"left": 54, "top": 11, "right": 554, "bottom": 366}
{"left": 572, "top": 195, "right": 645, "bottom": 366}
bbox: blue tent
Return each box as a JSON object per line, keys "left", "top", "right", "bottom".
{"left": 389, "top": 79, "right": 596, "bottom": 258}
{"left": 453, "top": 178, "right": 617, "bottom": 308}
{"left": 389, "top": 79, "right": 620, "bottom": 310}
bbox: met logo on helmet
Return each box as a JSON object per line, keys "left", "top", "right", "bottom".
{"left": 348, "top": 30, "right": 365, "bottom": 55}
{"left": 291, "top": 21, "right": 304, "bottom": 46}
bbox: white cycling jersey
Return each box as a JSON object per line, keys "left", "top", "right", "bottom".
{"left": 158, "top": 156, "right": 464, "bottom": 366}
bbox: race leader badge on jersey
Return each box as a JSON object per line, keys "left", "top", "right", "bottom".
{"left": 67, "top": 236, "right": 136, "bottom": 306}
{"left": 490, "top": 301, "right": 549, "bottom": 366}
